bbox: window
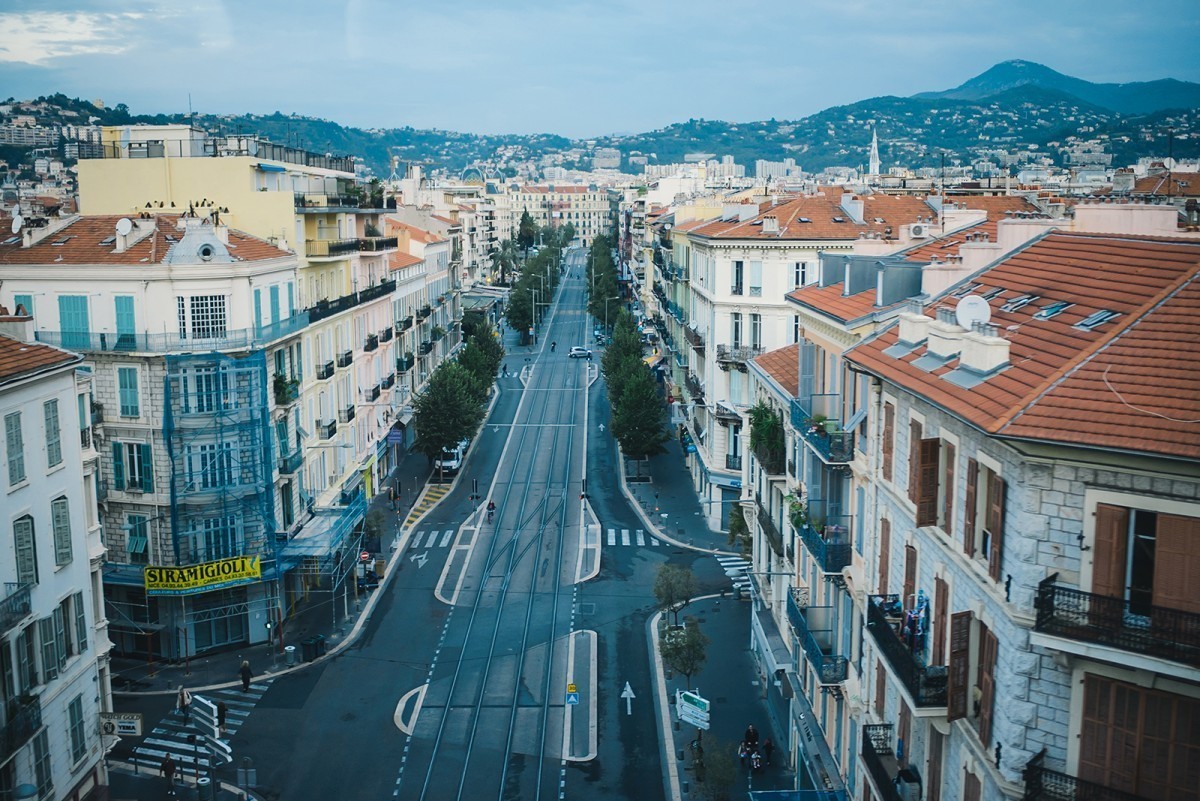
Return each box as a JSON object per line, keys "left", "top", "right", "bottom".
{"left": 940, "top": 442, "right": 955, "bottom": 534}
{"left": 963, "top": 769, "right": 981, "bottom": 801}
{"left": 731, "top": 313, "right": 743, "bottom": 347}
{"left": 180, "top": 295, "right": 228, "bottom": 340}
{"left": 749, "top": 314, "right": 762, "bottom": 349}
{"left": 72, "top": 591, "right": 88, "bottom": 655}
{"left": 14, "top": 515, "right": 37, "bottom": 585}
{"left": 963, "top": 459, "right": 1005, "bottom": 580}
{"left": 115, "top": 295, "right": 136, "bottom": 350}
{"left": 51, "top": 496, "right": 72, "bottom": 566}
{"left": 793, "top": 261, "right": 809, "bottom": 289}
{"left": 39, "top": 617, "right": 59, "bottom": 681}
{"left": 927, "top": 728, "right": 944, "bottom": 801}
{"left": 33, "top": 730, "right": 52, "bottom": 798}
{"left": 126, "top": 514, "right": 149, "bottom": 565}
{"left": 186, "top": 442, "right": 235, "bottom": 490}
{"left": 877, "top": 518, "right": 891, "bottom": 595}
{"left": 749, "top": 260, "right": 763, "bottom": 297}
{"left": 68, "top": 695, "right": 87, "bottom": 763}
{"left": 41, "top": 399, "right": 63, "bottom": 469}
{"left": 13, "top": 293, "right": 33, "bottom": 315}
{"left": 882, "top": 403, "right": 895, "bottom": 482}
{"left": 117, "top": 366, "right": 140, "bottom": 417}
{"left": 792, "top": 315, "right": 801, "bottom": 344}
{"left": 113, "top": 441, "right": 154, "bottom": 493}
{"left": 731, "top": 260, "right": 744, "bottom": 295}
{"left": 184, "top": 364, "right": 231, "bottom": 413}
{"left": 975, "top": 622, "right": 997, "bottom": 744}
{"left": 1093, "top": 505, "right": 1200, "bottom": 615}
{"left": 5, "top": 411, "right": 25, "bottom": 485}
{"left": 17, "top": 624, "right": 37, "bottom": 691}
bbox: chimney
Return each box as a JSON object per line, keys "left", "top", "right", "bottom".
{"left": 926, "top": 306, "right": 966, "bottom": 359}
{"left": 897, "top": 305, "right": 932, "bottom": 345}
{"left": 840, "top": 194, "right": 865, "bottom": 224}
{"left": 959, "top": 322, "right": 1010, "bottom": 373}
{"left": 0, "top": 305, "right": 35, "bottom": 343}
{"left": 1112, "top": 169, "right": 1136, "bottom": 194}
{"left": 762, "top": 215, "right": 779, "bottom": 234}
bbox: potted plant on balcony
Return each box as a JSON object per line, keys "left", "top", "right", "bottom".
{"left": 749, "top": 401, "right": 785, "bottom": 473}
{"left": 431, "top": 325, "right": 446, "bottom": 342}
{"left": 273, "top": 372, "right": 299, "bottom": 404}
{"left": 364, "top": 220, "right": 381, "bottom": 238}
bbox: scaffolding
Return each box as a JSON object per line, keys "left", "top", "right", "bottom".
{"left": 278, "top": 492, "right": 366, "bottom": 628}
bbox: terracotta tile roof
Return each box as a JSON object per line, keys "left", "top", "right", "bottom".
{"left": 786, "top": 281, "right": 905, "bottom": 325}
{"left": 431, "top": 214, "right": 457, "bottom": 226}
{"left": 902, "top": 220, "right": 996, "bottom": 264}
{"left": 1132, "top": 174, "right": 1200, "bottom": 197}
{"left": 753, "top": 343, "right": 800, "bottom": 397}
{"left": 940, "top": 195, "right": 1041, "bottom": 216}
{"left": 0, "top": 215, "right": 289, "bottom": 265}
{"left": 689, "top": 192, "right": 933, "bottom": 241}
{"left": 0, "top": 333, "right": 81, "bottom": 385}
{"left": 846, "top": 231, "right": 1200, "bottom": 460}
{"left": 384, "top": 218, "right": 447, "bottom": 244}
{"left": 388, "top": 251, "right": 423, "bottom": 271}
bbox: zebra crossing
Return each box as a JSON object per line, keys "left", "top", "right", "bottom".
{"left": 716, "top": 554, "right": 753, "bottom": 593}
{"left": 408, "top": 529, "right": 458, "bottom": 549}
{"left": 129, "top": 680, "right": 273, "bottom": 777}
{"left": 605, "top": 528, "right": 663, "bottom": 548}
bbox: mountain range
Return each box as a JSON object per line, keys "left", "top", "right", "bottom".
{"left": 9, "top": 61, "right": 1198, "bottom": 178}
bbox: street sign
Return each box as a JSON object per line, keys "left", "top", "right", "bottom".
{"left": 566, "top": 692, "right": 580, "bottom": 706}
{"left": 100, "top": 712, "right": 142, "bottom": 736}
{"left": 191, "top": 695, "right": 220, "bottom": 741}
{"left": 677, "top": 704, "right": 710, "bottom": 730}
{"left": 360, "top": 550, "right": 371, "bottom": 562}
{"left": 675, "top": 690, "right": 710, "bottom": 730}
{"left": 677, "top": 690, "right": 710, "bottom": 714}
{"left": 205, "top": 734, "right": 233, "bottom": 765}
{"left": 567, "top": 683, "right": 577, "bottom": 694}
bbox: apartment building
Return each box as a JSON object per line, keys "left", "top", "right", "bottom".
{"left": 489, "top": 184, "right": 610, "bottom": 246}
{"left": 0, "top": 313, "right": 110, "bottom": 800}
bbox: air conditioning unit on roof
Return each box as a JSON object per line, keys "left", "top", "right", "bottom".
{"left": 910, "top": 223, "right": 929, "bottom": 239}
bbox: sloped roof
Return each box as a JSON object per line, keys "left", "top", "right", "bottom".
{"left": 384, "top": 218, "right": 447, "bottom": 245}
{"left": 753, "top": 343, "right": 800, "bottom": 397}
{"left": 388, "top": 251, "right": 423, "bottom": 271}
{"left": 0, "top": 215, "right": 289, "bottom": 265}
{"left": 0, "top": 333, "right": 81, "bottom": 385}
{"left": 846, "top": 231, "right": 1200, "bottom": 460}
{"left": 688, "top": 192, "right": 932, "bottom": 241}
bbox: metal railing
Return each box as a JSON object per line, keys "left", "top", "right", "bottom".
{"left": 753, "top": 442, "right": 786, "bottom": 476}
{"left": 379, "top": 327, "right": 394, "bottom": 343}
{"left": 786, "top": 590, "right": 848, "bottom": 683}
{"left": 277, "top": 449, "right": 303, "bottom": 475}
{"left": 305, "top": 238, "right": 359, "bottom": 259}
{"left": 316, "top": 361, "right": 335, "bottom": 381}
{"left": 337, "top": 351, "right": 354, "bottom": 368}
{"left": 791, "top": 395, "right": 855, "bottom": 464}
{"left": 319, "top": 420, "right": 337, "bottom": 440}
{"left": 364, "top": 333, "right": 379, "bottom": 352}
{"left": 0, "top": 583, "right": 32, "bottom": 634}
{"left": 35, "top": 313, "right": 311, "bottom": 355}
{"left": 417, "top": 306, "right": 432, "bottom": 320}
{"left": 419, "top": 342, "right": 433, "bottom": 355}
{"left": 82, "top": 137, "right": 354, "bottom": 172}
{"left": 79, "top": 428, "right": 92, "bottom": 449}
{"left": 0, "top": 695, "right": 41, "bottom": 763}
{"left": 1022, "top": 750, "right": 1152, "bottom": 801}
{"left": 357, "top": 279, "right": 396, "bottom": 304}
{"left": 685, "top": 372, "right": 704, "bottom": 402}
{"left": 366, "top": 385, "right": 381, "bottom": 402}
{"left": 358, "top": 236, "right": 398, "bottom": 253}
{"left": 756, "top": 498, "right": 784, "bottom": 557}
{"left": 1034, "top": 574, "right": 1200, "bottom": 668}
{"left": 294, "top": 193, "right": 358, "bottom": 209}
{"left": 716, "top": 344, "right": 764, "bottom": 364}
{"left": 866, "top": 595, "right": 948, "bottom": 708}
{"left": 308, "top": 292, "right": 359, "bottom": 323}
{"left": 861, "top": 724, "right": 905, "bottom": 801}
{"left": 684, "top": 325, "right": 705, "bottom": 351}
{"left": 725, "top": 454, "right": 743, "bottom": 471}
{"left": 381, "top": 374, "right": 395, "bottom": 389}
{"left": 396, "top": 356, "right": 414, "bottom": 372}
{"left": 396, "top": 317, "right": 414, "bottom": 332}
{"left": 338, "top": 406, "right": 356, "bottom": 424}
{"left": 794, "top": 511, "right": 853, "bottom": 574}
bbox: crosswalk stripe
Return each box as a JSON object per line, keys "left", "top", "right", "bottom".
{"left": 439, "top": 530, "right": 454, "bottom": 547}
{"left": 621, "top": 530, "right": 630, "bottom": 546}
{"left": 132, "top": 680, "right": 273, "bottom": 772}
{"left": 650, "top": 537, "right": 660, "bottom": 547}
{"left": 607, "top": 528, "right": 616, "bottom": 546}
{"left": 635, "top": 531, "right": 645, "bottom": 547}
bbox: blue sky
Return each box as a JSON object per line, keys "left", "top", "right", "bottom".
{"left": 1, "top": 0, "right": 1197, "bottom": 138}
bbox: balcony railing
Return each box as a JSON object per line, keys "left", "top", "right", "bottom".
{"left": 791, "top": 395, "right": 855, "bottom": 464}
{"left": 358, "top": 236, "right": 398, "bottom": 253}
{"left": 358, "top": 278, "right": 396, "bottom": 304}
{"left": 794, "top": 505, "right": 853, "bottom": 574}
{"left": 35, "top": 312, "right": 311, "bottom": 355}
{"left": 295, "top": 192, "right": 358, "bottom": 209}
{"left": 1022, "top": 750, "right": 1152, "bottom": 801}
{"left": 753, "top": 442, "right": 786, "bottom": 476}
{"left": 725, "top": 454, "right": 743, "bottom": 471}
{"left": 397, "top": 316, "right": 414, "bottom": 332}
{"left": 367, "top": 385, "right": 381, "bottom": 402}
{"left": 337, "top": 350, "right": 354, "bottom": 368}
{"left": 787, "top": 590, "right": 849, "bottom": 683}
{"left": 1034, "top": 574, "right": 1200, "bottom": 668}
{"left": 861, "top": 724, "right": 906, "bottom": 801}
{"left": 756, "top": 499, "right": 784, "bottom": 557}
{"left": 419, "top": 341, "right": 433, "bottom": 356}
{"left": 80, "top": 427, "right": 92, "bottom": 449}
{"left": 866, "top": 595, "right": 948, "bottom": 708}
{"left": 416, "top": 305, "right": 432, "bottom": 320}
{"left": 277, "top": 449, "right": 303, "bottom": 476}
{"left": 319, "top": 420, "right": 337, "bottom": 440}
{"left": 685, "top": 372, "right": 704, "bottom": 403}
{"left": 316, "top": 361, "right": 335, "bottom": 381}
{"left": 684, "top": 325, "right": 705, "bottom": 352}
{"left": 0, "top": 583, "right": 32, "bottom": 634}
{"left": 338, "top": 406, "right": 356, "bottom": 424}
{"left": 0, "top": 695, "right": 41, "bottom": 763}
{"left": 381, "top": 374, "right": 395, "bottom": 390}
{"left": 364, "top": 333, "right": 379, "bottom": 352}
{"left": 305, "top": 238, "right": 360, "bottom": 259}
{"left": 397, "top": 355, "right": 414, "bottom": 372}
{"left": 716, "top": 344, "right": 764, "bottom": 365}
{"left": 379, "top": 327, "right": 394, "bottom": 343}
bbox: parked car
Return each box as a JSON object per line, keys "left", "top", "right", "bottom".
{"left": 568, "top": 346, "right": 593, "bottom": 360}
{"left": 434, "top": 439, "right": 470, "bottom": 474}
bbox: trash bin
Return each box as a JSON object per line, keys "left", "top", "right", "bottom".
{"left": 284, "top": 645, "right": 297, "bottom": 666}
{"left": 301, "top": 637, "right": 317, "bottom": 663}
{"left": 196, "top": 777, "right": 212, "bottom": 801}
{"left": 314, "top": 634, "right": 326, "bottom": 656}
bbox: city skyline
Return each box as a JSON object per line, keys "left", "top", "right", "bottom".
{"left": 1, "top": 0, "right": 1198, "bottom": 138}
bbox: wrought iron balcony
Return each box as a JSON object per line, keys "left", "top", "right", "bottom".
{"left": 419, "top": 341, "right": 434, "bottom": 355}
{"left": 397, "top": 316, "right": 414, "bottom": 332}
{"left": 381, "top": 374, "right": 395, "bottom": 390}
{"left": 364, "top": 333, "right": 379, "bottom": 352}
{"left": 787, "top": 590, "right": 849, "bottom": 684}
{"left": 379, "top": 327, "right": 394, "bottom": 343}
{"left": 1034, "top": 574, "right": 1200, "bottom": 668}
{"left": 316, "top": 361, "right": 335, "bottom": 381}
{"left": 305, "top": 238, "right": 359, "bottom": 259}
{"left": 725, "top": 454, "right": 743, "bottom": 471}
{"left": 308, "top": 291, "right": 358, "bottom": 324}
{"left": 753, "top": 443, "right": 786, "bottom": 476}
{"left": 357, "top": 278, "right": 397, "bottom": 304}
{"left": 0, "top": 695, "right": 41, "bottom": 763}
{"left": 337, "top": 350, "right": 353, "bottom": 368}
{"left": 417, "top": 305, "right": 432, "bottom": 320}
{"left": 319, "top": 420, "right": 337, "bottom": 440}
{"left": 367, "top": 384, "right": 381, "bottom": 402}
{"left": 684, "top": 372, "right": 704, "bottom": 403}
{"left": 277, "top": 448, "right": 303, "bottom": 476}
{"left": 716, "top": 344, "right": 764, "bottom": 365}
{"left": 396, "top": 355, "right": 414, "bottom": 372}
{"left": 1022, "top": 750, "right": 1152, "bottom": 801}
{"left": 791, "top": 395, "right": 855, "bottom": 464}
{"left": 866, "top": 595, "right": 948, "bottom": 708}
{"left": 793, "top": 505, "right": 853, "bottom": 574}
{"left": 294, "top": 192, "right": 358, "bottom": 210}
{"left": 756, "top": 498, "right": 784, "bottom": 557}
{"left": 683, "top": 325, "right": 705, "bottom": 352}
{"left": 0, "top": 583, "right": 32, "bottom": 634}
{"left": 273, "top": 375, "right": 300, "bottom": 406}
{"left": 861, "top": 725, "right": 907, "bottom": 801}
{"left": 358, "top": 236, "right": 398, "bottom": 253}
{"left": 79, "top": 427, "right": 92, "bottom": 449}
{"left": 91, "top": 401, "right": 104, "bottom": 426}
{"left": 338, "top": 406, "right": 356, "bottom": 424}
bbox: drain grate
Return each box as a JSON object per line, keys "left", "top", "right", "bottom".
{"left": 578, "top": 602, "right": 596, "bottom": 615}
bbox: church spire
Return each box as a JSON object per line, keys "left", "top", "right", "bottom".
{"left": 868, "top": 127, "right": 881, "bottom": 177}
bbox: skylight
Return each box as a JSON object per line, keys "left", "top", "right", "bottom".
{"left": 952, "top": 282, "right": 982, "bottom": 297}
{"left": 1000, "top": 294, "right": 1039, "bottom": 312}
{"left": 832, "top": 216, "right": 845, "bottom": 223}
{"left": 981, "top": 287, "right": 1005, "bottom": 301}
{"left": 1034, "top": 301, "right": 1072, "bottom": 320}
{"left": 2, "top": 236, "right": 18, "bottom": 246}
{"left": 797, "top": 217, "right": 811, "bottom": 223}
{"left": 51, "top": 237, "right": 72, "bottom": 246}
{"left": 1074, "top": 310, "right": 1120, "bottom": 331}
{"left": 100, "top": 236, "right": 116, "bottom": 245}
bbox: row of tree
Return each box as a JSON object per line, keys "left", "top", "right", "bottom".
{"left": 503, "top": 215, "right": 575, "bottom": 343}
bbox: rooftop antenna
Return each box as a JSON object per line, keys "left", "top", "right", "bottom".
{"left": 955, "top": 295, "right": 992, "bottom": 330}
{"left": 10, "top": 213, "right": 23, "bottom": 235}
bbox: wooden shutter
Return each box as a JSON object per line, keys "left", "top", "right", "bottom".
{"left": 916, "top": 439, "right": 940, "bottom": 526}
{"left": 927, "top": 730, "right": 944, "bottom": 801}
{"left": 985, "top": 472, "right": 1005, "bottom": 581}
{"left": 882, "top": 403, "right": 895, "bottom": 481}
{"left": 977, "top": 624, "right": 997, "bottom": 746}
{"left": 907, "top": 420, "right": 922, "bottom": 502}
{"left": 942, "top": 442, "right": 955, "bottom": 534}
{"left": 963, "top": 459, "right": 978, "bottom": 556}
{"left": 903, "top": 545, "right": 917, "bottom": 606}
{"left": 878, "top": 519, "right": 891, "bottom": 595}
{"left": 963, "top": 770, "right": 981, "bottom": 801}
{"left": 932, "top": 577, "right": 948, "bottom": 665}
{"left": 1092, "top": 504, "right": 1129, "bottom": 598}
{"left": 898, "top": 701, "right": 911, "bottom": 765}
{"left": 875, "top": 662, "right": 886, "bottom": 717}
{"left": 51, "top": 498, "right": 72, "bottom": 566}
{"left": 1153, "top": 514, "right": 1200, "bottom": 614}
{"left": 14, "top": 516, "right": 37, "bottom": 586}
{"left": 112, "top": 442, "right": 125, "bottom": 491}
{"left": 140, "top": 442, "right": 154, "bottom": 492}
{"left": 947, "top": 611, "right": 972, "bottom": 721}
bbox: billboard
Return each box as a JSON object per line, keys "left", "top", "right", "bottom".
{"left": 144, "top": 556, "right": 262, "bottom": 596}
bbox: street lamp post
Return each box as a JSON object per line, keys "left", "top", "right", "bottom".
{"left": 604, "top": 296, "right": 621, "bottom": 332}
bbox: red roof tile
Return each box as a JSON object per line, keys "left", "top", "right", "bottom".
{"left": 688, "top": 192, "right": 933, "bottom": 241}
{"left": 754, "top": 343, "right": 800, "bottom": 397}
{"left": 847, "top": 231, "right": 1200, "bottom": 459}
{"left": 389, "top": 251, "right": 423, "bottom": 271}
{"left": 0, "top": 334, "right": 81, "bottom": 385}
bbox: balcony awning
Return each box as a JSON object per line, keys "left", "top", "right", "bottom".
{"left": 788, "top": 668, "right": 849, "bottom": 797}
{"left": 255, "top": 162, "right": 287, "bottom": 173}
{"left": 751, "top": 603, "right": 792, "bottom": 675}
{"left": 644, "top": 354, "right": 664, "bottom": 368}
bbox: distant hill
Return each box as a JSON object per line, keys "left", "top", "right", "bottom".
{"left": 915, "top": 59, "right": 1200, "bottom": 114}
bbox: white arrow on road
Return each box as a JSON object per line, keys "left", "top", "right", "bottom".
{"left": 620, "top": 681, "right": 635, "bottom": 716}
{"left": 410, "top": 551, "right": 428, "bottom": 568}
{"left": 599, "top": 423, "right": 605, "bottom": 432}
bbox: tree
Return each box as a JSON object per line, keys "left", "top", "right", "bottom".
{"left": 659, "top": 621, "right": 708, "bottom": 686}
{"left": 412, "top": 362, "right": 486, "bottom": 474}
{"left": 727, "top": 506, "right": 751, "bottom": 555}
{"left": 612, "top": 366, "right": 669, "bottom": 465}
{"left": 693, "top": 739, "right": 738, "bottom": 801}
{"left": 517, "top": 209, "right": 537, "bottom": 255}
{"left": 749, "top": 401, "right": 785, "bottom": 474}
{"left": 654, "top": 564, "right": 698, "bottom": 625}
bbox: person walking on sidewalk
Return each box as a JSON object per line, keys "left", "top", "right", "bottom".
{"left": 744, "top": 724, "right": 760, "bottom": 749}
{"left": 239, "top": 660, "right": 252, "bottom": 692}
{"left": 176, "top": 686, "right": 191, "bottom": 725}
{"left": 161, "top": 754, "right": 177, "bottom": 796}
{"left": 763, "top": 737, "right": 774, "bottom": 766}
{"left": 216, "top": 700, "right": 228, "bottom": 737}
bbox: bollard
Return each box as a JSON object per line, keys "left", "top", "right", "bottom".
{"left": 677, "top": 749, "right": 684, "bottom": 761}
{"left": 682, "top": 780, "right": 689, "bottom": 794}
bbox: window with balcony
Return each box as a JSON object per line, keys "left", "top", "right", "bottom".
{"left": 731, "top": 260, "right": 744, "bottom": 295}
{"left": 178, "top": 295, "right": 228, "bottom": 340}
{"left": 1092, "top": 505, "right": 1200, "bottom": 617}
{"left": 946, "top": 611, "right": 996, "bottom": 745}
{"left": 963, "top": 459, "right": 1005, "bottom": 581}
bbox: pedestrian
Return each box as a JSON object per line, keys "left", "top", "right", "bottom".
{"left": 161, "top": 754, "right": 177, "bottom": 796}
{"left": 763, "top": 737, "right": 774, "bottom": 766}
{"left": 744, "top": 724, "right": 759, "bottom": 748}
{"left": 738, "top": 741, "right": 749, "bottom": 770}
{"left": 176, "top": 685, "right": 191, "bottom": 725}
{"left": 239, "top": 660, "right": 252, "bottom": 692}
{"left": 216, "top": 700, "right": 228, "bottom": 737}
{"left": 389, "top": 484, "right": 397, "bottom": 511}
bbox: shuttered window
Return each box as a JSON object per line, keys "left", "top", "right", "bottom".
{"left": 14, "top": 515, "right": 37, "bottom": 585}
{"left": 898, "top": 701, "right": 911, "bottom": 764}
{"left": 51, "top": 496, "right": 72, "bottom": 566}
{"left": 882, "top": 403, "right": 895, "bottom": 481}
{"left": 941, "top": 441, "right": 955, "bottom": 534}
{"left": 73, "top": 591, "right": 88, "bottom": 655}
{"left": 963, "top": 458, "right": 978, "bottom": 556}
{"left": 1153, "top": 514, "right": 1200, "bottom": 614}
{"left": 878, "top": 519, "right": 891, "bottom": 595}
{"left": 5, "top": 410, "right": 25, "bottom": 485}
{"left": 907, "top": 420, "right": 922, "bottom": 503}
{"left": 903, "top": 545, "right": 917, "bottom": 607}
{"left": 963, "top": 770, "right": 981, "bottom": 801}
{"left": 39, "top": 617, "right": 58, "bottom": 682}
{"left": 117, "top": 367, "right": 140, "bottom": 417}
{"left": 44, "top": 399, "right": 61, "bottom": 467}
{"left": 947, "top": 611, "right": 972, "bottom": 721}
{"left": 875, "top": 662, "right": 886, "bottom": 717}
{"left": 1092, "top": 503, "right": 1129, "bottom": 598}
{"left": 927, "top": 729, "right": 944, "bottom": 801}
{"left": 916, "top": 438, "right": 940, "bottom": 526}
{"left": 984, "top": 472, "right": 1005, "bottom": 581}
{"left": 977, "top": 623, "right": 997, "bottom": 746}
{"left": 932, "top": 577, "right": 948, "bottom": 665}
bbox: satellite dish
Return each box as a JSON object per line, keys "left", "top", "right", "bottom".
{"left": 11, "top": 214, "right": 23, "bottom": 234}
{"left": 955, "top": 295, "right": 992, "bottom": 329}
{"left": 115, "top": 217, "right": 133, "bottom": 236}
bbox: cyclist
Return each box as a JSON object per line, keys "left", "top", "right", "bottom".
{"left": 550, "top": 341, "right": 557, "bottom": 352}
{"left": 486, "top": 500, "right": 496, "bottom": 522}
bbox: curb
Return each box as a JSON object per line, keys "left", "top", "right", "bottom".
{"left": 107, "top": 759, "right": 265, "bottom": 800}
{"left": 618, "top": 459, "right": 739, "bottom": 558}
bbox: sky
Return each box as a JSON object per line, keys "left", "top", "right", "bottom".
{"left": 1, "top": 0, "right": 1198, "bottom": 139}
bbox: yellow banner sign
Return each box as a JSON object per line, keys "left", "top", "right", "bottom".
{"left": 144, "top": 556, "right": 261, "bottom": 596}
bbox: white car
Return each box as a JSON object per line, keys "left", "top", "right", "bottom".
{"left": 568, "top": 346, "right": 592, "bottom": 360}
{"left": 434, "top": 439, "right": 469, "bottom": 474}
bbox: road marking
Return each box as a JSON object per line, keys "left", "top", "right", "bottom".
{"left": 394, "top": 684, "right": 426, "bottom": 735}
{"left": 635, "top": 530, "right": 645, "bottom": 547}
{"left": 621, "top": 529, "right": 630, "bottom": 546}
{"left": 410, "top": 551, "right": 428, "bottom": 568}
{"left": 439, "top": 530, "right": 454, "bottom": 547}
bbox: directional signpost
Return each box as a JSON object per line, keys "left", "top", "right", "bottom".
{"left": 675, "top": 689, "right": 710, "bottom": 730}
{"left": 190, "top": 694, "right": 233, "bottom": 775}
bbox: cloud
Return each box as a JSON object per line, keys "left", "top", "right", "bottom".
{"left": 0, "top": 11, "right": 150, "bottom": 65}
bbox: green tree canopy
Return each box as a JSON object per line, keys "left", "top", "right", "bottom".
{"left": 659, "top": 621, "right": 708, "bottom": 686}
{"left": 413, "top": 361, "right": 486, "bottom": 464}
{"left": 654, "top": 564, "right": 698, "bottom": 625}
{"left": 517, "top": 209, "right": 537, "bottom": 253}
{"left": 612, "top": 366, "right": 669, "bottom": 462}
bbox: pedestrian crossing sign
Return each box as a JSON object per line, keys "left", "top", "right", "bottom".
{"left": 567, "top": 683, "right": 577, "bottom": 694}
{"left": 566, "top": 692, "right": 580, "bottom": 705}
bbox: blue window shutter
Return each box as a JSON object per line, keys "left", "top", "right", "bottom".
{"left": 112, "top": 443, "right": 125, "bottom": 490}
{"left": 269, "top": 285, "right": 281, "bottom": 325}
{"left": 118, "top": 368, "right": 139, "bottom": 416}
{"left": 58, "top": 295, "right": 90, "bottom": 349}
{"left": 14, "top": 294, "right": 32, "bottom": 316}
{"left": 287, "top": 283, "right": 295, "bottom": 316}
{"left": 140, "top": 443, "right": 154, "bottom": 492}
{"left": 254, "top": 289, "right": 262, "bottom": 332}
{"left": 115, "top": 296, "right": 136, "bottom": 349}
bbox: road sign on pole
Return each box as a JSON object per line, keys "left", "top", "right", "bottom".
{"left": 675, "top": 690, "right": 710, "bottom": 730}
{"left": 191, "top": 695, "right": 220, "bottom": 741}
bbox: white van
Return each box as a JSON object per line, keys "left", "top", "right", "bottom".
{"left": 434, "top": 439, "right": 469, "bottom": 475}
